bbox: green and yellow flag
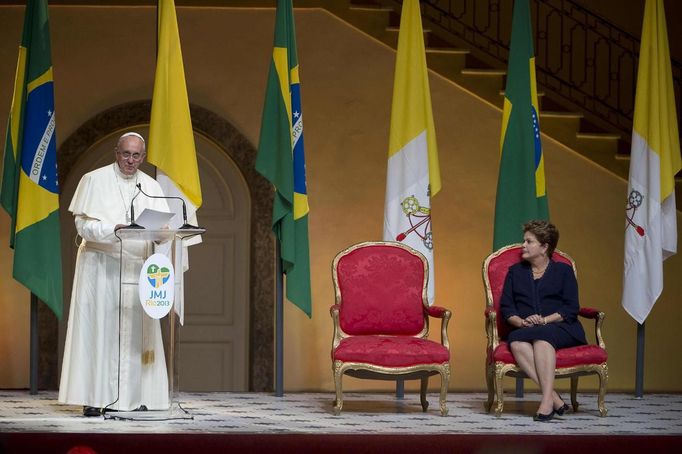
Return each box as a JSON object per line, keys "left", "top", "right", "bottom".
{"left": 493, "top": 0, "right": 549, "bottom": 250}
{"left": 1, "top": 0, "right": 63, "bottom": 319}
{"left": 256, "top": 0, "right": 311, "bottom": 317}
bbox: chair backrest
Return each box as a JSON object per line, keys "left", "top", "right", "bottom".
{"left": 333, "top": 241, "right": 428, "bottom": 336}
{"left": 482, "top": 244, "right": 575, "bottom": 340}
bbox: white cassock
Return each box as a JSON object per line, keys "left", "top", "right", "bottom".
{"left": 59, "top": 163, "right": 171, "bottom": 411}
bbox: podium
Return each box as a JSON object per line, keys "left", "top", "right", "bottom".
{"left": 104, "top": 227, "right": 204, "bottom": 421}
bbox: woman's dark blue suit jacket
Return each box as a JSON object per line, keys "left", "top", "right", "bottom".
{"left": 500, "top": 260, "right": 587, "bottom": 345}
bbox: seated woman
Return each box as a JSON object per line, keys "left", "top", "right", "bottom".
{"left": 500, "top": 220, "right": 587, "bottom": 422}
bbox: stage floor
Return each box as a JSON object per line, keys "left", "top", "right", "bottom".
{"left": 1, "top": 390, "right": 681, "bottom": 435}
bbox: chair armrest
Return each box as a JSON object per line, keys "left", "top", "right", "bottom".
{"left": 484, "top": 308, "right": 500, "bottom": 351}
{"left": 579, "top": 307, "right": 601, "bottom": 319}
{"left": 426, "top": 305, "right": 448, "bottom": 318}
{"left": 425, "top": 306, "right": 451, "bottom": 350}
{"left": 330, "top": 305, "right": 342, "bottom": 350}
{"left": 579, "top": 307, "right": 606, "bottom": 350}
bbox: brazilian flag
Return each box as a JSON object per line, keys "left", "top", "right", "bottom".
{"left": 256, "top": 0, "right": 311, "bottom": 317}
{"left": 493, "top": 0, "right": 549, "bottom": 250}
{"left": 1, "top": 0, "right": 63, "bottom": 319}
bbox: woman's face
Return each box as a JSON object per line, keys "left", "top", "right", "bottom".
{"left": 522, "top": 231, "right": 548, "bottom": 262}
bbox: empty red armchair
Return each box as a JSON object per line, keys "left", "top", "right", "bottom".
{"left": 330, "top": 241, "right": 451, "bottom": 415}
{"left": 483, "top": 244, "right": 608, "bottom": 416}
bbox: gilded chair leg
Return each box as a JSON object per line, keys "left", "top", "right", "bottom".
{"left": 597, "top": 365, "right": 609, "bottom": 417}
{"left": 439, "top": 366, "right": 449, "bottom": 416}
{"left": 419, "top": 377, "right": 429, "bottom": 412}
{"left": 493, "top": 367, "right": 504, "bottom": 417}
{"left": 484, "top": 364, "right": 494, "bottom": 413}
{"left": 570, "top": 376, "right": 579, "bottom": 412}
{"left": 333, "top": 363, "right": 344, "bottom": 416}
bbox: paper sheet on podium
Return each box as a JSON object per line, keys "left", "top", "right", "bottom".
{"left": 136, "top": 209, "right": 175, "bottom": 229}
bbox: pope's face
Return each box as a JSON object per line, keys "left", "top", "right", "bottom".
{"left": 115, "top": 136, "right": 146, "bottom": 175}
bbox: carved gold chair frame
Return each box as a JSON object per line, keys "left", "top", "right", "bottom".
{"left": 483, "top": 244, "right": 608, "bottom": 417}
{"left": 331, "top": 241, "right": 451, "bottom": 416}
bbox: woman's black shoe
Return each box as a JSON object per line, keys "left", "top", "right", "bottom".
{"left": 83, "top": 406, "right": 101, "bottom": 417}
{"left": 533, "top": 410, "right": 555, "bottom": 422}
{"left": 555, "top": 403, "right": 570, "bottom": 416}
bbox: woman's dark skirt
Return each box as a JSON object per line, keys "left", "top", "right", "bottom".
{"left": 507, "top": 324, "right": 582, "bottom": 350}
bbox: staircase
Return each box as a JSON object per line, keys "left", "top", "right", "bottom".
{"left": 307, "top": 0, "right": 682, "bottom": 205}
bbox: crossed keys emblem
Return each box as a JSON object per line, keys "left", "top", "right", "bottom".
{"left": 625, "top": 190, "right": 645, "bottom": 237}
{"left": 395, "top": 195, "right": 433, "bottom": 250}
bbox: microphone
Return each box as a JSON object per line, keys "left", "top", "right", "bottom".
{"left": 126, "top": 185, "right": 145, "bottom": 229}
{"left": 136, "top": 183, "right": 200, "bottom": 229}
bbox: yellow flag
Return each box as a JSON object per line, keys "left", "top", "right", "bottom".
{"left": 383, "top": 0, "right": 440, "bottom": 304}
{"left": 148, "top": 0, "right": 202, "bottom": 210}
{"left": 622, "top": 0, "right": 681, "bottom": 323}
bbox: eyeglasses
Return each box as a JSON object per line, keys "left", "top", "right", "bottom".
{"left": 117, "top": 151, "right": 145, "bottom": 161}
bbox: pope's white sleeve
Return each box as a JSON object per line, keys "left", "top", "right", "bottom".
{"left": 75, "top": 215, "right": 116, "bottom": 242}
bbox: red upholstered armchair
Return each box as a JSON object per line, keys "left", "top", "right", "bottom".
{"left": 330, "top": 241, "right": 451, "bottom": 416}
{"left": 483, "top": 244, "right": 608, "bottom": 417}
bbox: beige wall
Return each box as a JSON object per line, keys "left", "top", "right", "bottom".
{"left": 1, "top": 5, "right": 681, "bottom": 392}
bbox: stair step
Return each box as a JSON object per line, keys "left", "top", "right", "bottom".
{"left": 500, "top": 89, "right": 546, "bottom": 97}
{"left": 456, "top": 69, "right": 507, "bottom": 105}
{"left": 385, "top": 25, "right": 432, "bottom": 33}
{"left": 575, "top": 134, "right": 619, "bottom": 155}
{"left": 539, "top": 113, "right": 582, "bottom": 148}
{"left": 382, "top": 26, "right": 431, "bottom": 47}
{"left": 499, "top": 89, "right": 547, "bottom": 108}
{"left": 426, "top": 48, "right": 469, "bottom": 79}
{"left": 339, "top": 5, "right": 392, "bottom": 35}
{"left": 349, "top": 5, "right": 393, "bottom": 12}
{"left": 426, "top": 47, "right": 470, "bottom": 55}
{"left": 348, "top": 0, "right": 385, "bottom": 6}
{"left": 575, "top": 132, "right": 621, "bottom": 140}
{"left": 540, "top": 111, "right": 583, "bottom": 119}
{"left": 461, "top": 68, "right": 506, "bottom": 76}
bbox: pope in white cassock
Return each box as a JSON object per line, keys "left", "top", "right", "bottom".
{"left": 59, "top": 132, "right": 171, "bottom": 417}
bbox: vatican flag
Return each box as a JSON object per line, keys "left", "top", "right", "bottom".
{"left": 383, "top": 0, "right": 441, "bottom": 304}
{"left": 622, "top": 0, "right": 681, "bottom": 324}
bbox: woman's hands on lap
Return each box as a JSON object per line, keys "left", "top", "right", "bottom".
{"left": 524, "top": 314, "right": 545, "bottom": 326}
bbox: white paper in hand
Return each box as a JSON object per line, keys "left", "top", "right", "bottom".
{"left": 135, "top": 208, "right": 175, "bottom": 229}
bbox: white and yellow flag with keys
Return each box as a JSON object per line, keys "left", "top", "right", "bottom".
{"left": 383, "top": 0, "right": 441, "bottom": 304}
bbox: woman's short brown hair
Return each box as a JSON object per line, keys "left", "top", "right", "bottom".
{"left": 523, "top": 220, "right": 559, "bottom": 257}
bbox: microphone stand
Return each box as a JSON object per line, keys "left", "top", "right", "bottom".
{"left": 121, "top": 186, "right": 144, "bottom": 230}
{"left": 136, "top": 183, "right": 201, "bottom": 230}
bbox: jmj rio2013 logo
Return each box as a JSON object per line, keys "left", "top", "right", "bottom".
{"left": 138, "top": 253, "right": 175, "bottom": 319}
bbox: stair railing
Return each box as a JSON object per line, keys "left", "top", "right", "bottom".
{"left": 384, "top": 0, "right": 681, "bottom": 142}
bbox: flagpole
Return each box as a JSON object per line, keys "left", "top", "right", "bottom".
{"left": 30, "top": 293, "right": 39, "bottom": 395}
{"left": 515, "top": 377, "right": 524, "bottom": 398}
{"left": 156, "top": 0, "right": 159, "bottom": 52}
{"left": 275, "top": 241, "right": 284, "bottom": 397}
{"left": 635, "top": 322, "right": 645, "bottom": 398}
